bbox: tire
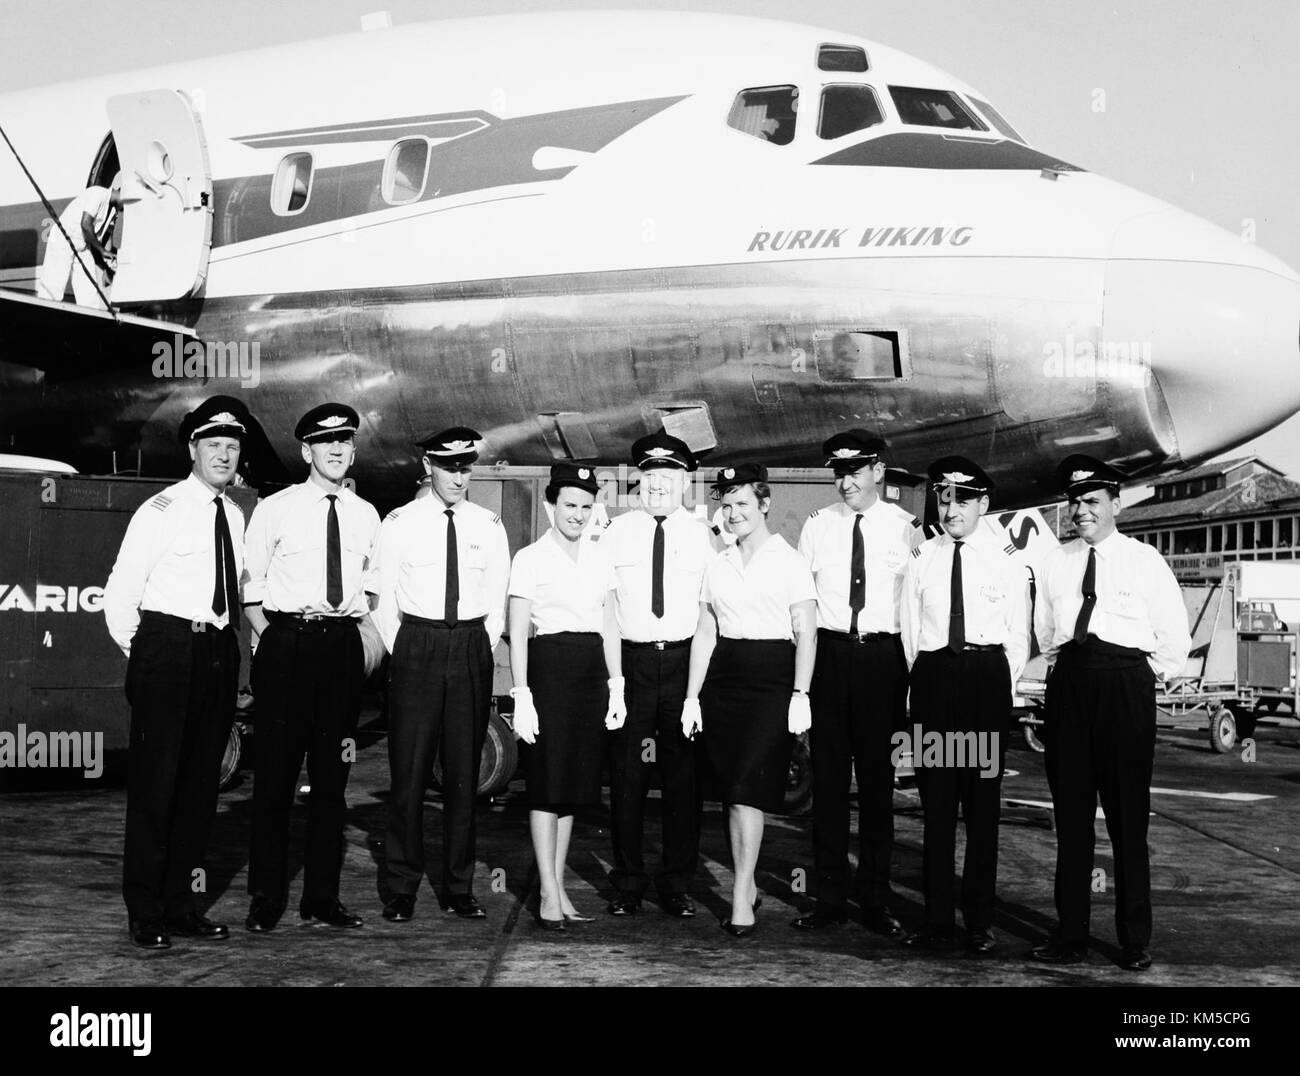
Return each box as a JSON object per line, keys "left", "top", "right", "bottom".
{"left": 432, "top": 709, "right": 519, "bottom": 797}
{"left": 1208, "top": 706, "right": 1237, "bottom": 754}
{"left": 219, "top": 723, "right": 242, "bottom": 790}
{"left": 1022, "top": 721, "right": 1045, "bottom": 754}
{"left": 782, "top": 734, "right": 813, "bottom": 815}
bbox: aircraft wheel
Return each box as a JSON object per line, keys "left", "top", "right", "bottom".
{"left": 1208, "top": 706, "right": 1237, "bottom": 754}
{"left": 782, "top": 734, "right": 813, "bottom": 815}
{"left": 432, "top": 709, "right": 519, "bottom": 797}
{"left": 219, "top": 723, "right": 242, "bottom": 790}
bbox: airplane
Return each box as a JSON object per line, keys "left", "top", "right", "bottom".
{"left": 1, "top": 10, "right": 1297, "bottom": 508}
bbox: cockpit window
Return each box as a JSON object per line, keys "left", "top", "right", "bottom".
{"left": 818, "top": 85, "right": 885, "bottom": 140}
{"left": 967, "top": 96, "right": 1026, "bottom": 143}
{"left": 817, "top": 44, "right": 868, "bottom": 72}
{"left": 889, "top": 87, "right": 988, "bottom": 131}
{"left": 727, "top": 86, "right": 798, "bottom": 145}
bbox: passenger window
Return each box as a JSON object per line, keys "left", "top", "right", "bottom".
{"left": 814, "top": 330, "right": 908, "bottom": 381}
{"left": 727, "top": 86, "right": 798, "bottom": 145}
{"left": 818, "top": 85, "right": 884, "bottom": 140}
{"left": 272, "top": 153, "right": 313, "bottom": 215}
{"left": 383, "top": 139, "right": 430, "bottom": 205}
{"left": 968, "top": 96, "right": 1026, "bottom": 143}
{"left": 888, "top": 87, "right": 987, "bottom": 131}
{"left": 817, "top": 44, "right": 868, "bottom": 72}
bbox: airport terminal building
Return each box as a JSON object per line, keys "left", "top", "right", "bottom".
{"left": 1114, "top": 457, "right": 1300, "bottom": 581}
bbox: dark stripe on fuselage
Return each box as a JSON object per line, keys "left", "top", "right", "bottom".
{"left": 233, "top": 111, "right": 494, "bottom": 148}
{"left": 814, "top": 133, "right": 1083, "bottom": 171}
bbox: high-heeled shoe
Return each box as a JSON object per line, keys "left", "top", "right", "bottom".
{"left": 534, "top": 911, "right": 566, "bottom": 932}
{"left": 721, "top": 897, "right": 762, "bottom": 937}
{"left": 562, "top": 911, "right": 595, "bottom": 923}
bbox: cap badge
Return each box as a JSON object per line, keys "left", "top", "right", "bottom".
{"left": 723, "top": 468, "right": 735, "bottom": 479}
{"left": 444, "top": 439, "right": 473, "bottom": 452}
{"left": 578, "top": 468, "right": 591, "bottom": 480}
{"left": 1070, "top": 469, "right": 1094, "bottom": 483}
{"left": 942, "top": 471, "right": 974, "bottom": 484}
{"left": 833, "top": 448, "right": 861, "bottom": 459}
{"left": 319, "top": 415, "right": 348, "bottom": 428}
{"left": 646, "top": 447, "right": 674, "bottom": 458}
{"left": 210, "top": 412, "right": 237, "bottom": 424}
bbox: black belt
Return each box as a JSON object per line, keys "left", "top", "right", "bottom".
{"left": 719, "top": 637, "right": 792, "bottom": 645}
{"left": 404, "top": 614, "right": 485, "bottom": 629}
{"left": 267, "top": 611, "right": 361, "bottom": 630}
{"left": 960, "top": 643, "right": 1002, "bottom": 652}
{"left": 818, "top": 628, "right": 899, "bottom": 645}
{"left": 1062, "top": 637, "right": 1147, "bottom": 660}
{"left": 139, "top": 610, "right": 233, "bottom": 634}
{"left": 623, "top": 638, "right": 692, "bottom": 651}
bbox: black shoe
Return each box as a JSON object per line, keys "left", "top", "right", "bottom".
{"left": 902, "top": 926, "right": 956, "bottom": 951}
{"left": 661, "top": 894, "right": 696, "bottom": 918}
{"left": 790, "top": 906, "right": 848, "bottom": 931}
{"left": 606, "top": 893, "right": 642, "bottom": 916}
{"left": 129, "top": 919, "right": 171, "bottom": 950}
{"left": 245, "top": 898, "right": 284, "bottom": 933}
{"left": 164, "top": 911, "right": 228, "bottom": 940}
{"left": 1119, "top": 946, "right": 1153, "bottom": 971}
{"left": 721, "top": 919, "right": 757, "bottom": 937}
{"left": 440, "top": 894, "right": 487, "bottom": 919}
{"left": 1028, "top": 938, "right": 1088, "bottom": 965}
{"left": 966, "top": 927, "right": 998, "bottom": 955}
{"left": 300, "top": 898, "right": 363, "bottom": 928}
{"left": 863, "top": 905, "right": 906, "bottom": 939}
{"left": 533, "top": 911, "right": 566, "bottom": 932}
{"left": 382, "top": 895, "right": 415, "bottom": 922}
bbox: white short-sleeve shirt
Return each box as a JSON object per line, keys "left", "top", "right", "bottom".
{"left": 509, "top": 528, "right": 617, "bottom": 635}
{"left": 703, "top": 533, "right": 817, "bottom": 640}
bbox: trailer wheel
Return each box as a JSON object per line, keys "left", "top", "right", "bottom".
{"left": 1208, "top": 707, "right": 1237, "bottom": 754}
{"left": 432, "top": 710, "right": 518, "bottom": 797}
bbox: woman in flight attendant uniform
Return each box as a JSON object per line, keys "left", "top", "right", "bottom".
{"left": 507, "top": 463, "right": 627, "bottom": 929}
{"left": 683, "top": 464, "right": 818, "bottom": 936}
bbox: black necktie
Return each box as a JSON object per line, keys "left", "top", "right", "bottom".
{"left": 1072, "top": 546, "right": 1097, "bottom": 643}
{"left": 444, "top": 509, "right": 459, "bottom": 626}
{"left": 325, "top": 494, "right": 343, "bottom": 609}
{"left": 651, "top": 516, "right": 666, "bottom": 619}
{"left": 849, "top": 513, "right": 865, "bottom": 634}
{"left": 212, "top": 496, "right": 239, "bottom": 629}
{"left": 947, "top": 540, "right": 965, "bottom": 653}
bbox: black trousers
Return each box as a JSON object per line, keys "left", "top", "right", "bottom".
{"left": 809, "top": 630, "right": 908, "bottom": 909}
{"left": 385, "top": 617, "right": 492, "bottom": 899}
{"left": 607, "top": 642, "right": 700, "bottom": 897}
{"left": 910, "top": 647, "right": 1010, "bottom": 932}
{"left": 248, "top": 617, "right": 364, "bottom": 909}
{"left": 1043, "top": 640, "right": 1157, "bottom": 949}
{"left": 122, "top": 612, "right": 238, "bottom": 923}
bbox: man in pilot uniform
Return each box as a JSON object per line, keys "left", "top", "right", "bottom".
{"left": 603, "top": 431, "right": 711, "bottom": 917}
{"left": 241, "top": 403, "right": 381, "bottom": 933}
{"left": 793, "top": 430, "right": 919, "bottom": 936}
{"left": 370, "top": 427, "right": 510, "bottom": 922}
{"left": 900, "top": 456, "right": 1029, "bottom": 954}
{"left": 103, "top": 395, "right": 252, "bottom": 949}
{"left": 1030, "top": 455, "right": 1190, "bottom": 971}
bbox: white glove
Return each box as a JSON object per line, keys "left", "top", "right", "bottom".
{"left": 681, "top": 697, "right": 703, "bottom": 740}
{"left": 511, "top": 687, "right": 539, "bottom": 744}
{"left": 788, "top": 692, "right": 812, "bottom": 735}
{"left": 605, "top": 676, "right": 627, "bottom": 731}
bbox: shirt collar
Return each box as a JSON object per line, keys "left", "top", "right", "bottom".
{"left": 1086, "top": 529, "right": 1124, "bottom": 558}
{"left": 184, "top": 472, "right": 226, "bottom": 502}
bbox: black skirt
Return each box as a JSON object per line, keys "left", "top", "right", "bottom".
{"left": 700, "top": 638, "right": 796, "bottom": 812}
{"left": 527, "top": 632, "right": 608, "bottom": 809}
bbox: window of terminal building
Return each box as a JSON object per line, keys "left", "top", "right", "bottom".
{"left": 1241, "top": 522, "right": 1255, "bottom": 550}
{"left": 817, "top": 44, "right": 869, "bottom": 72}
{"left": 889, "top": 86, "right": 987, "bottom": 131}
{"left": 818, "top": 85, "right": 885, "bottom": 140}
{"left": 1158, "top": 531, "right": 1171, "bottom": 555}
{"left": 1259, "top": 520, "right": 1274, "bottom": 548}
{"left": 1223, "top": 524, "right": 1238, "bottom": 551}
{"left": 1174, "top": 528, "right": 1206, "bottom": 555}
{"left": 272, "top": 152, "right": 313, "bottom": 215}
{"left": 727, "top": 86, "right": 799, "bottom": 145}
{"left": 1281, "top": 517, "right": 1295, "bottom": 547}
{"left": 1210, "top": 525, "right": 1223, "bottom": 553}
{"left": 383, "top": 138, "right": 430, "bottom": 205}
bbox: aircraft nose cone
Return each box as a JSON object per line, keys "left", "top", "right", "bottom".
{"left": 1104, "top": 213, "right": 1300, "bottom": 464}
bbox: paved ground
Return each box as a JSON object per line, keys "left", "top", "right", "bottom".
{"left": 2, "top": 705, "right": 1298, "bottom": 988}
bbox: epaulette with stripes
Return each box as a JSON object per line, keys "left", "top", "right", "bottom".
{"left": 809, "top": 509, "right": 820, "bottom": 519}
{"left": 910, "top": 517, "right": 922, "bottom": 528}
{"left": 148, "top": 492, "right": 174, "bottom": 512}
{"left": 911, "top": 545, "right": 922, "bottom": 558}
{"left": 1003, "top": 541, "right": 1018, "bottom": 556}
{"left": 491, "top": 513, "right": 502, "bottom": 526}
{"left": 383, "top": 504, "right": 408, "bottom": 522}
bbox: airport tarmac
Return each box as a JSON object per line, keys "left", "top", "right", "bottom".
{"left": 2, "top": 706, "right": 1297, "bottom": 988}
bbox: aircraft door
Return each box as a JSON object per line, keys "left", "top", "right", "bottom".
{"left": 105, "top": 89, "right": 213, "bottom": 303}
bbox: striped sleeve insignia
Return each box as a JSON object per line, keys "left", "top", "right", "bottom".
{"left": 911, "top": 545, "right": 922, "bottom": 558}
{"left": 383, "top": 504, "right": 407, "bottom": 522}
{"left": 1003, "top": 542, "right": 1017, "bottom": 555}
{"left": 148, "top": 492, "right": 174, "bottom": 512}
{"left": 809, "top": 509, "right": 820, "bottom": 519}
{"left": 910, "top": 516, "right": 922, "bottom": 528}
{"left": 491, "top": 513, "right": 502, "bottom": 526}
